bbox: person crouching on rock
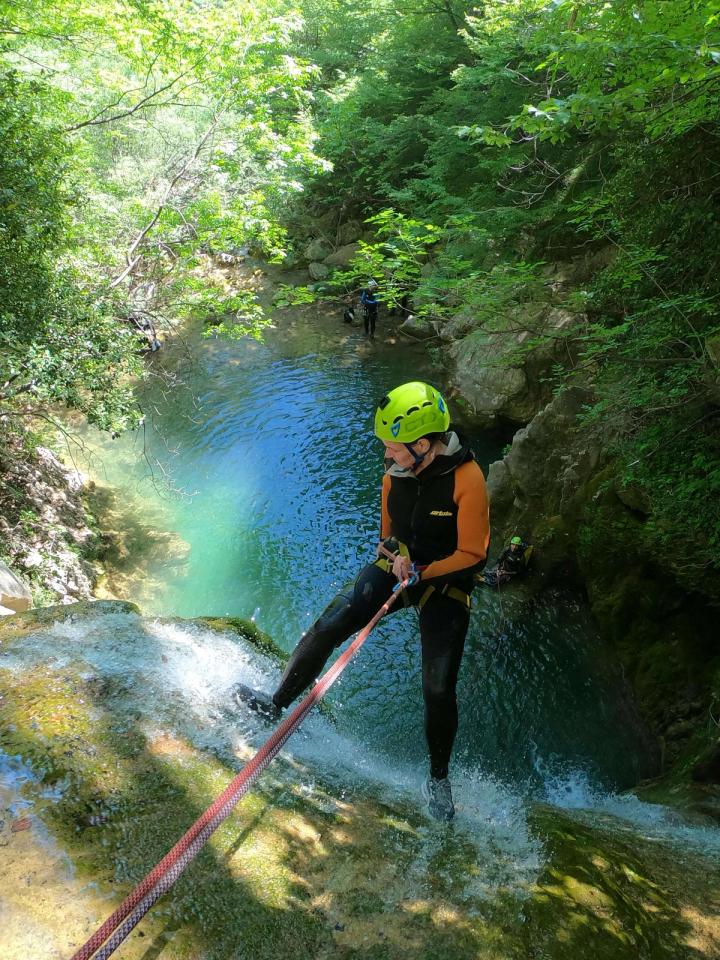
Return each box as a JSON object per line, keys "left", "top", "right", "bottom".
{"left": 480, "top": 535, "right": 533, "bottom": 588}
{"left": 235, "top": 381, "right": 490, "bottom": 822}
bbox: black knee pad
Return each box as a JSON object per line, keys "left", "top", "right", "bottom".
{"left": 353, "top": 563, "right": 394, "bottom": 608}
{"left": 303, "top": 564, "right": 394, "bottom": 651}
{"left": 311, "top": 585, "right": 358, "bottom": 648}
{"left": 422, "top": 659, "right": 456, "bottom": 704}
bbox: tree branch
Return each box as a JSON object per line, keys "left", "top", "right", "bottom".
{"left": 109, "top": 111, "right": 223, "bottom": 287}
{"left": 65, "top": 68, "right": 192, "bottom": 132}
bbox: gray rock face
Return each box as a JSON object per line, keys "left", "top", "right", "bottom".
{"left": 0, "top": 561, "right": 32, "bottom": 613}
{"left": 323, "top": 243, "right": 360, "bottom": 269}
{"left": 486, "top": 386, "right": 600, "bottom": 543}
{"left": 308, "top": 261, "right": 330, "bottom": 281}
{"left": 448, "top": 306, "right": 584, "bottom": 427}
{"left": 0, "top": 440, "right": 96, "bottom": 604}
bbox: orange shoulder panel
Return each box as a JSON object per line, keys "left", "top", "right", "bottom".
{"left": 421, "top": 460, "right": 490, "bottom": 580}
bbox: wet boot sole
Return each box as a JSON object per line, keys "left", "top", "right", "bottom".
{"left": 232, "top": 682, "right": 281, "bottom": 721}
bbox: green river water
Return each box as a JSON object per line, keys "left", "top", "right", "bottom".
{"left": 76, "top": 288, "right": 650, "bottom": 796}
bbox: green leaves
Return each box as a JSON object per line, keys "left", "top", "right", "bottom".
{"left": 0, "top": 0, "right": 334, "bottom": 432}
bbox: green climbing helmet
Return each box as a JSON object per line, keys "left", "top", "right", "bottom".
{"left": 510, "top": 536, "right": 523, "bottom": 546}
{"left": 374, "top": 381, "right": 450, "bottom": 444}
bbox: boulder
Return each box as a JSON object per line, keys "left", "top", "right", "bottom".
{"left": 308, "top": 261, "right": 330, "bottom": 281}
{"left": 450, "top": 331, "right": 535, "bottom": 426}
{"left": 398, "top": 315, "right": 440, "bottom": 340}
{"left": 0, "top": 604, "right": 16, "bottom": 617}
{"left": 323, "top": 243, "right": 360, "bottom": 269}
{"left": 0, "top": 561, "right": 32, "bottom": 613}
{"left": 313, "top": 209, "right": 338, "bottom": 232}
{"left": 303, "top": 238, "right": 333, "bottom": 262}
{"left": 336, "top": 220, "right": 363, "bottom": 245}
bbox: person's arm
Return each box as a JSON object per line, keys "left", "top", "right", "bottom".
{"left": 421, "top": 461, "right": 490, "bottom": 580}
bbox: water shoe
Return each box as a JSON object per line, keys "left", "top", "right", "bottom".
{"left": 232, "top": 682, "right": 281, "bottom": 721}
{"left": 422, "top": 776, "right": 455, "bottom": 821}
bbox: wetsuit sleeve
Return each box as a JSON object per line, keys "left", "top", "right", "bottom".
{"left": 380, "top": 474, "right": 391, "bottom": 539}
{"left": 421, "top": 461, "right": 490, "bottom": 580}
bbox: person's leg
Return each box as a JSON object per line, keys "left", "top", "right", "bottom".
{"left": 419, "top": 590, "right": 470, "bottom": 780}
{"left": 364, "top": 307, "right": 370, "bottom": 336}
{"left": 272, "top": 562, "right": 397, "bottom": 708}
{"left": 370, "top": 307, "right": 377, "bottom": 337}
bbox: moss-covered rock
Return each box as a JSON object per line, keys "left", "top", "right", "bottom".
{"left": 0, "top": 598, "right": 140, "bottom": 645}
{"left": 524, "top": 806, "right": 720, "bottom": 960}
{"left": 486, "top": 388, "right": 720, "bottom": 788}
{"left": 194, "top": 616, "right": 288, "bottom": 664}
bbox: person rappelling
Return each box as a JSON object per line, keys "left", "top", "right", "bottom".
{"left": 235, "top": 381, "right": 490, "bottom": 821}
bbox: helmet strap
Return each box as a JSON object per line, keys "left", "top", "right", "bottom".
{"left": 404, "top": 442, "right": 427, "bottom": 468}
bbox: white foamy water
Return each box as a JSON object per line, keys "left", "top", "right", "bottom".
{"left": 2, "top": 608, "right": 718, "bottom": 898}
{"left": 542, "top": 767, "right": 720, "bottom": 852}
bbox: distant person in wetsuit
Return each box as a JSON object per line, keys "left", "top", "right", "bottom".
{"left": 235, "top": 382, "right": 490, "bottom": 822}
{"left": 481, "top": 535, "right": 532, "bottom": 587}
{"left": 360, "top": 279, "right": 379, "bottom": 338}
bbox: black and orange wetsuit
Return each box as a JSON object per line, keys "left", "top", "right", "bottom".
{"left": 272, "top": 430, "right": 490, "bottom": 779}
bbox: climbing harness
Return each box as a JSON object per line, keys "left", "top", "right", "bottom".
{"left": 375, "top": 540, "right": 471, "bottom": 611}
{"left": 69, "top": 573, "right": 417, "bottom": 960}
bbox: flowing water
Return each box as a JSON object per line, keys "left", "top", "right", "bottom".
{"left": 3, "top": 278, "right": 720, "bottom": 957}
